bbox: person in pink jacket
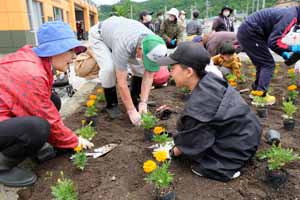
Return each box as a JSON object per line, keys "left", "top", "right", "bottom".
{"left": 0, "top": 21, "right": 93, "bottom": 187}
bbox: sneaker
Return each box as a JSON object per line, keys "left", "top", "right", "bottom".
{"left": 191, "top": 167, "right": 240, "bottom": 180}
{"left": 105, "top": 106, "right": 121, "bottom": 119}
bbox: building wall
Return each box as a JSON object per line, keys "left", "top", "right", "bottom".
{"left": 0, "top": 0, "right": 98, "bottom": 53}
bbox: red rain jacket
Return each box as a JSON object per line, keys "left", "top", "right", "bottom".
{"left": 0, "top": 45, "right": 78, "bottom": 148}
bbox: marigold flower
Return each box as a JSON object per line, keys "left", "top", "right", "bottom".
{"left": 153, "top": 150, "right": 168, "bottom": 162}
{"left": 89, "top": 95, "right": 97, "bottom": 100}
{"left": 96, "top": 88, "right": 104, "bottom": 94}
{"left": 74, "top": 144, "right": 83, "bottom": 153}
{"left": 251, "top": 90, "right": 264, "bottom": 97}
{"left": 153, "top": 126, "right": 166, "bottom": 135}
{"left": 86, "top": 100, "right": 95, "bottom": 107}
{"left": 251, "top": 72, "right": 256, "bottom": 77}
{"left": 288, "top": 84, "right": 297, "bottom": 91}
{"left": 143, "top": 160, "right": 157, "bottom": 173}
{"left": 288, "top": 68, "right": 295, "bottom": 74}
{"left": 230, "top": 82, "right": 237, "bottom": 87}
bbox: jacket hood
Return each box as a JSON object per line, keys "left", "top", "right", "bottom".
{"left": 0, "top": 45, "right": 40, "bottom": 65}
{"left": 182, "top": 72, "right": 249, "bottom": 122}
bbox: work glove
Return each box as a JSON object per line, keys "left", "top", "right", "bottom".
{"left": 138, "top": 102, "right": 148, "bottom": 114}
{"left": 289, "top": 45, "right": 300, "bottom": 53}
{"left": 282, "top": 51, "right": 291, "bottom": 60}
{"left": 170, "top": 39, "right": 176, "bottom": 46}
{"left": 127, "top": 109, "right": 141, "bottom": 126}
{"left": 295, "top": 60, "right": 300, "bottom": 74}
{"left": 78, "top": 136, "right": 94, "bottom": 149}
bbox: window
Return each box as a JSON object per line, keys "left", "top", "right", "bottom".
{"left": 53, "top": 7, "right": 64, "bottom": 21}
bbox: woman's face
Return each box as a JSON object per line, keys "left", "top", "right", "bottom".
{"left": 50, "top": 50, "right": 76, "bottom": 72}
{"left": 168, "top": 15, "right": 176, "bottom": 21}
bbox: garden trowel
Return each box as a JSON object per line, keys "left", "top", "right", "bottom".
{"left": 83, "top": 144, "right": 118, "bottom": 159}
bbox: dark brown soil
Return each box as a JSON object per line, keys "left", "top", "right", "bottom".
{"left": 19, "top": 63, "right": 300, "bottom": 200}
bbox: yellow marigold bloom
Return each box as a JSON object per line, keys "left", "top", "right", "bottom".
{"left": 86, "top": 100, "right": 95, "bottom": 107}
{"left": 153, "top": 126, "right": 166, "bottom": 135}
{"left": 251, "top": 90, "right": 264, "bottom": 97}
{"left": 96, "top": 88, "right": 104, "bottom": 94}
{"left": 74, "top": 144, "right": 83, "bottom": 153}
{"left": 288, "top": 68, "right": 295, "bottom": 74}
{"left": 143, "top": 160, "right": 157, "bottom": 173}
{"left": 288, "top": 84, "right": 297, "bottom": 91}
{"left": 89, "top": 95, "right": 97, "bottom": 100}
{"left": 153, "top": 150, "right": 168, "bottom": 162}
{"left": 251, "top": 72, "right": 256, "bottom": 77}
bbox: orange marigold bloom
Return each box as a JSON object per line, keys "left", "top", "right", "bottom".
{"left": 288, "top": 85, "right": 297, "bottom": 91}
{"left": 143, "top": 160, "right": 157, "bottom": 173}
{"left": 153, "top": 126, "right": 166, "bottom": 135}
{"left": 89, "top": 95, "right": 97, "bottom": 100}
{"left": 86, "top": 100, "right": 95, "bottom": 107}
{"left": 96, "top": 88, "right": 104, "bottom": 94}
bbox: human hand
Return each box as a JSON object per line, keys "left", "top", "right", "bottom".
{"left": 78, "top": 136, "right": 94, "bottom": 149}
{"left": 127, "top": 109, "right": 141, "bottom": 126}
{"left": 138, "top": 102, "right": 147, "bottom": 114}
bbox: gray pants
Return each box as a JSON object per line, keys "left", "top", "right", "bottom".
{"left": 89, "top": 25, "right": 144, "bottom": 88}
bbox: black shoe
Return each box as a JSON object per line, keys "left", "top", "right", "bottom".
{"left": 105, "top": 106, "right": 121, "bottom": 119}
{"left": 0, "top": 167, "right": 37, "bottom": 187}
{"left": 35, "top": 142, "right": 56, "bottom": 163}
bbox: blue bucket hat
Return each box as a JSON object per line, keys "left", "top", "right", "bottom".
{"left": 33, "top": 21, "right": 86, "bottom": 57}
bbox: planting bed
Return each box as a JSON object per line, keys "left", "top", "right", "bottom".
{"left": 19, "top": 63, "right": 300, "bottom": 200}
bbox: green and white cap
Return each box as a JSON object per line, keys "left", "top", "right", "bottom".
{"left": 142, "top": 35, "right": 168, "bottom": 72}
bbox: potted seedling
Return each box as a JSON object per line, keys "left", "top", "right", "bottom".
{"left": 72, "top": 145, "right": 88, "bottom": 171}
{"left": 85, "top": 98, "right": 98, "bottom": 127}
{"left": 257, "top": 145, "right": 296, "bottom": 189}
{"left": 141, "top": 112, "right": 159, "bottom": 141}
{"left": 51, "top": 171, "right": 78, "bottom": 200}
{"left": 286, "top": 84, "right": 298, "bottom": 103}
{"left": 282, "top": 101, "right": 297, "bottom": 131}
{"left": 96, "top": 88, "right": 106, "bottom": 102}
{"left": 226, "top": 73, "right": 237, "bottom": 88}
{"left": 252, "top": 96, "right": 268, "bottom": 118}
{"left": 144, "top": 160, "right": 175, "bottom": 200}
{"left": 75, "top": 121, "right": 97, "bottom": 141}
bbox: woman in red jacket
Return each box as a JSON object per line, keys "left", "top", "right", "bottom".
{"left": 0, "top": 21, "right": 93, "bottom": 187}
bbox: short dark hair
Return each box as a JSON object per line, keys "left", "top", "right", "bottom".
{"left": 219, "top": 41, "right": 236, "bottom": 55}
{"left": 193, "top": 10, "right": 199, "bottom": 18}
{"left": 156, "top": 12, "right": 163, "bottom": 17}
{"left": 180, "top": 64, "right": 206, "bottom": 78}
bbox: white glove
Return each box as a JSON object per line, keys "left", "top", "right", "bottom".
{"left": 78, "top": 136, "right": 94, "bottom": 149}
{"left": 294, "top": 60, "right": 300, "bottom": 74}
{"left": 127, "top": 109, "right": 141, "bottom": 126}
{"left": 138, "top": 102, "right": 148, "bottom": 114}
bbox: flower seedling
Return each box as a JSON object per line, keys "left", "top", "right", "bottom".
{"left": 75, "top": 121, "right": 96, "bottom": 141}
{"left": 282, "top": 101, "right": 297, "bottom": 119}
{"left": 85, "top": 99, "right": 98, "bottom": 117}
{"left": 96, "top": 88, "right": 106, "bottom": 102}
{"left": 51, "top": 171, "right": 78, "bottom": 200}
{"left": 153, "top": 149, "right": 168, "bottom": 163}
{"left": 288, "top": 68, "right": 297, "bottom": 84}
{"left": 226, "top": 73, "right": 237, "bottom": 87}
{"left": 287, "top": 84, "right": 298, "bottom": 102}
{"left": 252, "top": 96, "right": 267, "bottom": 107}
{"left": 257, "top": 145, "right": 296, "bottom": 171}
{"left": 152, "top": 133, "right": 171, "bottom": 146}
{"left": 144, "top": 161, "right": 173, "bottom": 190}
{"left": 141, "top": 112, "right": 158, "bottom": 130}
{"left": 72, "top": 145, "right": 88, "bottom": 171}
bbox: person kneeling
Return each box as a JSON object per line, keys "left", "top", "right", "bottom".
{"left": 157, "top": 42, "right": 261, "bottom": 182}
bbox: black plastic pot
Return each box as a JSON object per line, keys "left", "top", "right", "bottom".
{"left": 144, "top": 129, "right": 154, "bottom": 141}
{"left": 156, "top": 188, "right": 175, "bottom": 200}
{"left": 265, "top": 129, "right": 280, "bottom": 146}
{"left": 85, "top": 116, "right": 97, "bottom": 127}
{"left": 265, "top": 168, "right": 288, "bottom": 189}
{"left": 283, "top": 118, "right": 295, "bottom": 131}
{"left": 256, "top": 107, "right": 268, "bottom": 118}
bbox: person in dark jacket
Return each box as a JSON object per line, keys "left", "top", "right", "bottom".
{"left": 157, "top": 42, "right": 261, "bottom": 182}
{"left": 154, "top": 12, "right": 164, "bottom": 34}
{"left": 186, "top": 10, "right": 202, "bottom": 36}
{"left": 237, "top": 7, "right": 300, "bottom": 105}
{"left": 139, "top": 10, "right": 155, "bottom": 32}
{"left": 212, "top": 5, "right": 234, "bottom": 32}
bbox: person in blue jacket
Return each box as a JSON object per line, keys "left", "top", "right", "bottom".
{"left": 237, "top": 7, "right": 300, "bottom": 104}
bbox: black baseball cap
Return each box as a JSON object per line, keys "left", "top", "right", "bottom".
{"left": 157, "top": 42, "right": 211, "bottom": 71}
{"left": 139, "top": 10, "right": 153, "bottom": 20}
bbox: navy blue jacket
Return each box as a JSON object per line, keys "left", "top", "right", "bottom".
{"left": 244, "top": 7, "right": 300, "bottom": 55}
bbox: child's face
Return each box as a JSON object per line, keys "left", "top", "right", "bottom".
{"left": 170, "top": 64, "right": 191, "bottom": 87}
{"left": 221, "top": 54, "right": 233, "bottom": 62}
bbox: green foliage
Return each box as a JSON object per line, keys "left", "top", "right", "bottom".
{"left": 96, "top": 93, "right": 106, "bottom": 102}
{"left": 180, "top": 86, "right": 190, "bottom": 95}
{"left": 239, "top": 74, "right": 247, "bottom": 83}
{"left": 252, "top": 96, "right": 267, "bottom": 107}
{"left": 85, "top": 105, "right": 98, "bottom": 117}
{"left": 257, "top": 145, "right": 296, "bottom": 171}
{"left": 287, "top": 90, "right": 298, "bottom": 102}
{"left": 282, "top": 101, "right": 297, "bottom": 119}
{"left": 141, "top": 112, "right": 158, "bottom": 130}
{"left": 144, "top": 161, "right": 173, "bottom": 190}
{"left": 51, "top": 173, "right": 78, "bottom": 200}
{"left": 100, "top": 0, "right": 277, "bottom": 20}
{"left": 225, "top": 73, "right": 237, "bottom": 81}
{"left": 72, "top": 152, "right": 88, "bottom": 171}
{"left": 75, "top": 122, "right": 96, "bottom": 141}
{"left": 152, "top": 133, "right": 171, "bottom": 145}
